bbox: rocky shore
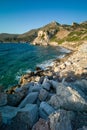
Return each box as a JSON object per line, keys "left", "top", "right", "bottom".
{"left": 0, "top": 42, "right": 87, "bottom": 130}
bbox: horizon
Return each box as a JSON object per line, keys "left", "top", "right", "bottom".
{"left": 0, "top": 0, "right": 87, "bottom": 34}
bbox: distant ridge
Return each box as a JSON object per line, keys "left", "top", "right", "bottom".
{"left": 0, "top": 20, "right": 87, "bottom": 47}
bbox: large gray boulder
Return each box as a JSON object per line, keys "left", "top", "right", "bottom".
{"left": 0, "top": 105, "right": 19, "bottom": 124}
{"left": 39, "top": 102, "right": 55, "bottom": 119}
{"left": 11, "top": 104, "right": 39, "bottom": 130}
{"left": 19, "top": 92, "right": 38, "bottom": 108}
{"left": 49, "top": 83, "right": 87, "bottom": 111}
{"left": 0, "top": 93, "right": 7, "bottom": 106}
{"left": 49, "top": 109, "right": 74, "bottom": 130}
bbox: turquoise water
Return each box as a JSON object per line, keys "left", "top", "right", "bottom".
{"left": 0, "top": 43, "right": 68, "bottom": 89}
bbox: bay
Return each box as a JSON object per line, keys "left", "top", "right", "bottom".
{"left": 0, "top": 43, "right": 68, "bottom": 89}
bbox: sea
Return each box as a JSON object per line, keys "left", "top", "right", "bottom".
{"left": 0, "top": 43, "right": 69, "bottom": 89}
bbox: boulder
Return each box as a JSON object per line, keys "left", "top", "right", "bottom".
{"left": 7, "top": 92, "right": 25, "bottom": 106}
{"left": 0, "top": 93, "right": 7, "bottom": 106}
{"left": 32, "top": 118, "right": 50, "bottom": 130}
{"left": 0, "top": 105, "right": 19, "bottom": 124}
{"left": 50, "top": 80, "right": 59, "bottom": 89}
{"left": 39, "top": 102, "right": 55, "bottom": 119}
{"left": 42, "top": 78, "right": 51, "bottom": 91}
{"left": 74, "top": 79, "right": 87, "bottom": 94}
{"left": 29, "top": 84, "right": 41, "bottom": 92}
{"left": 11, "top": 104, "right": 38, "bottom": 130}
{"left": 49, "top": 83, "right": 87, "bottom": 111}
{"left": 49, "top": 109, "right": 74, "bottom": 130}
{"left": 19, "top": 92, "right": 38, "bottom": 108}
{"left": 39, "top": 89, "right": 48, "bottom": 101}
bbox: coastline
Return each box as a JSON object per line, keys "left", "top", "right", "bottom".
{"left": 0, "top": 42, "right": 87, "bottom": 130}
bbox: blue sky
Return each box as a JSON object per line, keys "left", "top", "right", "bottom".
{"left": 0, "top": 0, "right": 87, "bottom": 34}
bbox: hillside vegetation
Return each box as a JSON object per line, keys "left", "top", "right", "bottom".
{"left": 0, "top": 21, "right": 87, "bottom": 47}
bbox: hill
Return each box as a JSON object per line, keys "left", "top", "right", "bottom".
{"left": 0, "top": 21, "right": 87, "bottom": 48}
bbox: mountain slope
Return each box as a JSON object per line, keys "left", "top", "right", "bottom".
{"left": 0, "top": 21, "right": 87, "bottom": 47}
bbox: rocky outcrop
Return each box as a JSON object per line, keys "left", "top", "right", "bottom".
{"left": 32, "top": 30, "right": 50, "bottom": 46}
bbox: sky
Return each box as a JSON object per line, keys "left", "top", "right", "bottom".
{"left": 0, "top": 0, "right": 87, "bottom": 34}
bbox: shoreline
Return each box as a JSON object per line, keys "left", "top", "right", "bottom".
{"left": 0, "top": 42, "right": 87, "bottom": 130}
{"left": 5, "top": 46, "right": 72, "bottom": 93}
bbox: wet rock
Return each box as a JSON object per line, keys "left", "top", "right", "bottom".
{"left": 0, "top": 93, "right": 7, "bottom": 106}
{"left": 49, "top": 109, "right": 74, "bottom": 130}
{"left": 34, "top": 76, "right": 40, "bottom": 82}
{"left": 39, "top": 89, "right": 48, "bottom": 101}
{"left": 39, "top": 101, "right": 55, "bottom": 119}
{"left": 32, "top": 118, "right": 50, "bottom": 130}
{"left": 36, "top": 67, "right": 42, "bottom": 71}
{"left": 19, "top": 92, "right": 38, "bottom": 108}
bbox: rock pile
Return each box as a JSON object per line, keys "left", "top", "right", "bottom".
{"left": 0, "top": 43, "right": 87, "bottom": 130}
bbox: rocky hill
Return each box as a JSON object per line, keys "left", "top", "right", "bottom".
{"left": 0, "top": 21, "right": 87, "bottom": 48}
